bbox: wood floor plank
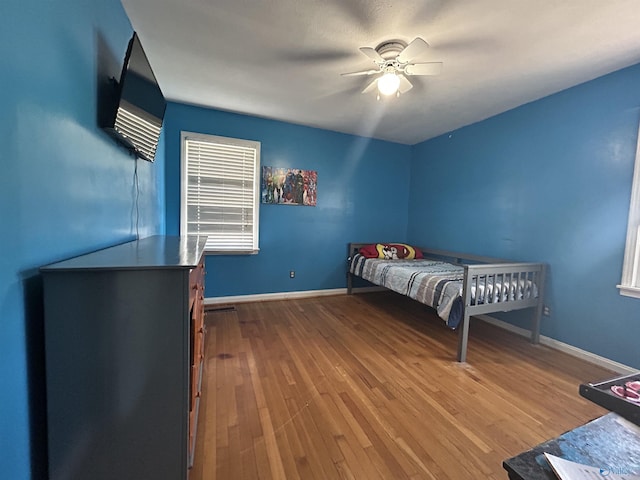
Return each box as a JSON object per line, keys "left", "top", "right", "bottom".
{"left": 192, "top": 292, "right": 614, "bottom": 479}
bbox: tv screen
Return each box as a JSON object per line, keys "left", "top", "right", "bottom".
{"left": 104, "top": 32, "right": 166, "bottom": 162}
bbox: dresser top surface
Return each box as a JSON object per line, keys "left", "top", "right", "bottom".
{"left": 503, "top": 412, "right": 640, "bottom": 479}
{"left": 41, "top": 235, "right": 207, "bottom": 272}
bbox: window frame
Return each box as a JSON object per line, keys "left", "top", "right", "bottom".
{"left": 618, "top": 121, "right": 640, "bottom": 298}
{"left": 180, "top": 131, "right": 261, "bottom": 254}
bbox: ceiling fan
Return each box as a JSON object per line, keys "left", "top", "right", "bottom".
{"left": 342, "top": 37, "right": 442, "bottom": 99}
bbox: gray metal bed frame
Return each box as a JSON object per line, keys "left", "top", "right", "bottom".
{"left": 346, "top": 243, "right": 547, "bottom": 363}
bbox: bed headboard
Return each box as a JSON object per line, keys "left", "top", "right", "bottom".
{"left": 347, "top": 242, "right": 512, "bottom": 265}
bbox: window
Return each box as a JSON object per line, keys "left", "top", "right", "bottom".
{"left": 619, "top": 121, "right": 640, "bottom": 298}
{"left": 181, "top": 132, "right": 260, "bottom": 253}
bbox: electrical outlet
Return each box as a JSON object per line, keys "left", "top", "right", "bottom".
{"left": 289, "top": 270, "right": 295, "bottom": 278}
{"left": 543, "top": 305, "right": 550, "bottom": 316}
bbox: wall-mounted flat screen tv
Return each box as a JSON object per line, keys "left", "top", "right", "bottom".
{"left": 103, "top": 32, "right": 166, "bottom": 162}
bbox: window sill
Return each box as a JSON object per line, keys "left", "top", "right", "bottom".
{"left": 617, "top": 284, "right": 640, "bottom": 299}
{"left": 205, "top": 249, "right": 260, "bottom": 256}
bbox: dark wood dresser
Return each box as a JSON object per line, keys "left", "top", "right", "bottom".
{"left": 41, "top": 235, "right": 206, "bottom": 480}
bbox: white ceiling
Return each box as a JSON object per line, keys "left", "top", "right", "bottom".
{"left": 121, "top": 0, "right": 640, "bottom": 145}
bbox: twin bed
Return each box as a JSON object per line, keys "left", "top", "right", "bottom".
{"left": 346, "top": 243, "right": 546, "bottom": 362}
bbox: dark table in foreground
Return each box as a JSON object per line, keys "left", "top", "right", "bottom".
{"left": 503, "top": 412, "right": 640, "bottom": 480}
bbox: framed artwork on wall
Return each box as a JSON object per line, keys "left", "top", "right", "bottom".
{"left": 261, "top": 166, "right": 317, "bottom": 206}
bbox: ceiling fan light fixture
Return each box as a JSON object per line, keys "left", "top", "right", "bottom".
{"left": 377, "top": 72, "right": 400, "bottom": 96}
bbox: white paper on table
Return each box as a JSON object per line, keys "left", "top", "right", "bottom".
{"left": 544, "top": 453, "right": 640, "bottom": 480}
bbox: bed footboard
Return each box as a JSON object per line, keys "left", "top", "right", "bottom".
{"left": 457, "top": 262, "right": 546, "bottom": 362}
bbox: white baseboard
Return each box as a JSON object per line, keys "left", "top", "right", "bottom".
{"left": 205, "top": 288, "right": 342, "bottom": 305}
{"left": 476, "top": 314, "right": 636, "bottom": 375}
{"left": 204, "top": 286, "right": 385, "bottom": 306}
{"left": 204, "top": 289, "right": 635, "bottom": 375}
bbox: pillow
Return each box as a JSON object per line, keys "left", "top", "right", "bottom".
{"left": 359, "top": 243, "right": 423, "bottom": 260}
{"left": 359, "top": 244, "right": 380, "bottom": 258}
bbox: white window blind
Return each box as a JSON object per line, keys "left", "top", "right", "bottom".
{"left": 619, "top": 120, "right": 640, "bottom": 298}
{"left": 181, "top": 132, "right": 260, "bottom": 253}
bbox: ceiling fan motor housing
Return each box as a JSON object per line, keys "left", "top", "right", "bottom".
{"left": 376, "top": 40, "right": 408, "bottom": 60}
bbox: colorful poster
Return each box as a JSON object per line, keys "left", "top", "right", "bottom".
{"left": 261, "top": 167, "right": 317, "bottom": 206}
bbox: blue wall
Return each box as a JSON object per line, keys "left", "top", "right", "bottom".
{"left": 0, "top": 1, "right": 164, "bottom": 478}
{"left": 408, "top": 63, "right": 640, "bottom": 369}
{"left": 163, "top": 103, "right": 412, "bottom": 297}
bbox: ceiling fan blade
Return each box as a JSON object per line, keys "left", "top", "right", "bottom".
{"left": 397, "top": 37, "right": 430, "bottom": 63}
{"left": 341, "top": 69, "right": 380, "bottom": 77}
{"left": 359, "top": 47, "right": 384, "bottom": 63}
{"left": 404, "top": 62, "right": 443, "bottom": 76}
{"left": 362, "top": 77, "right": 379, "bottom": 94}
{"left": 398, "top": 74, "right": 413, "bottom": 94}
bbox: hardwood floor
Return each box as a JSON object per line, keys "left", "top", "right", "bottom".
{"left": 190, "top": 292, "right": 613, "bottom": 480}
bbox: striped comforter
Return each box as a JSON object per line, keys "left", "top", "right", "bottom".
{"left": 350, "top": 254, "right": 465, "bottom": 328}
